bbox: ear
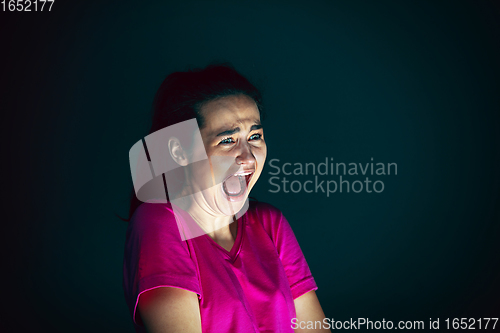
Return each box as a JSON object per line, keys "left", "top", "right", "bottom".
{"left": 168, "top": 137, "right": 189, "bottom": 166}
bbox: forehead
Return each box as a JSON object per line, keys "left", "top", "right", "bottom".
{"left": 200, "top": 95, "right": 261, "bottom": 132}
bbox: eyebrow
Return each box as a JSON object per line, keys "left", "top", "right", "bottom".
{"left": 215, "top": 124, "right": 263, "bottom": 137}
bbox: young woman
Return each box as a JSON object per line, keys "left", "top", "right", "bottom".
{"left": 123, "top": 64, "right": 330, "bottom": 332}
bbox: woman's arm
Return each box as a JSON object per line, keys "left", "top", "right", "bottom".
{"left": 138, "top": 287, "right": 202, "bottom": 333}
{"left": 294, "top": 290, "right": 331, "bottom": 332}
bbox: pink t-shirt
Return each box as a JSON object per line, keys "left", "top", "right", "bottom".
{"left": 123, "top": 200, "right": 318, "bottom": 332}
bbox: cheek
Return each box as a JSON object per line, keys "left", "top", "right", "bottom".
{"left": 252, "top": 149, "right": 267, "bottom": 183}
{"left": 256, "top": 146, "right": 267, "bottom": 169}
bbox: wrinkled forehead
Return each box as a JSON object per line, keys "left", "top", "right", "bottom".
{"left": 200, "top": 95, "right": 261, "bottom": 135}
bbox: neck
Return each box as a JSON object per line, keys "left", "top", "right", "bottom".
{"left": 172, "top": 192, "right": 235, "bottom": 236}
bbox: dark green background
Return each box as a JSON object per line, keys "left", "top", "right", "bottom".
{"left": 2, "top": 1, "right": 499, "bottom": 332}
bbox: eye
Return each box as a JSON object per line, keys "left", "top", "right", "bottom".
{"left": 249, "top": 133, "right": 262, "bottom": 141}
{"left": 218, "top": 137, "right": 235, "bottom": 145}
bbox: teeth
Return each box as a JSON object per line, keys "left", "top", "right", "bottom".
{"left": 233, "top": 171, "right": 253, "bottom": 176}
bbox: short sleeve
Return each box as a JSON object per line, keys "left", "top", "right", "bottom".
{"left": 122, "top": 202, "right": 201, "bottom": 326}
{"left": 253, "top": 202, "right": 318, "bottom": 299}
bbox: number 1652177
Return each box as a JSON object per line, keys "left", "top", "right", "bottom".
{"left": 1, "top": 0, "right": 55, "bottom": 12}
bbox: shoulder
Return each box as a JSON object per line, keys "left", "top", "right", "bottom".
{"left": 131, "top": 202, "right": 175, "bottom": 224}
{"left": 124, "top": 202, "right": 194, "bottom": 267}
{"left": 247, "top": 200, "right": 288, "bottom": 234}
{"left": 248, "top": 201, "right": 283, "bottom": 220}
{"left": 128, "top": 202, "right": 180, "bottom": 239}
{"left": 248, "top": 200, "right": 284, "bottom": 219}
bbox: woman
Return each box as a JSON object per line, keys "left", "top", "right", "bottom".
{"left": 123, "top": 64, "right": 330, "bottom": 332}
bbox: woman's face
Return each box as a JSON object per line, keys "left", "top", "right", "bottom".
{"left": 184, "top": 94, "right": 266, "bottom": 217}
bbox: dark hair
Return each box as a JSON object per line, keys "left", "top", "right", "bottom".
{"left": 118, "top": 62, "right": 264, "bottom": 222}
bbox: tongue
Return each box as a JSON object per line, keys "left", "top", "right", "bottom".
{"left": 224, "top": 175, "right": 243, "bottom": 194}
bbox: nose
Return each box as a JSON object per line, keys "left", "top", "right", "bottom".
{"left": 235, "top": 141, "right": 256, "bottom": 168}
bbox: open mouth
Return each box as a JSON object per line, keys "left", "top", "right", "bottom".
{"left": 221, "top": 170, "right": 254, "bottom": 201}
